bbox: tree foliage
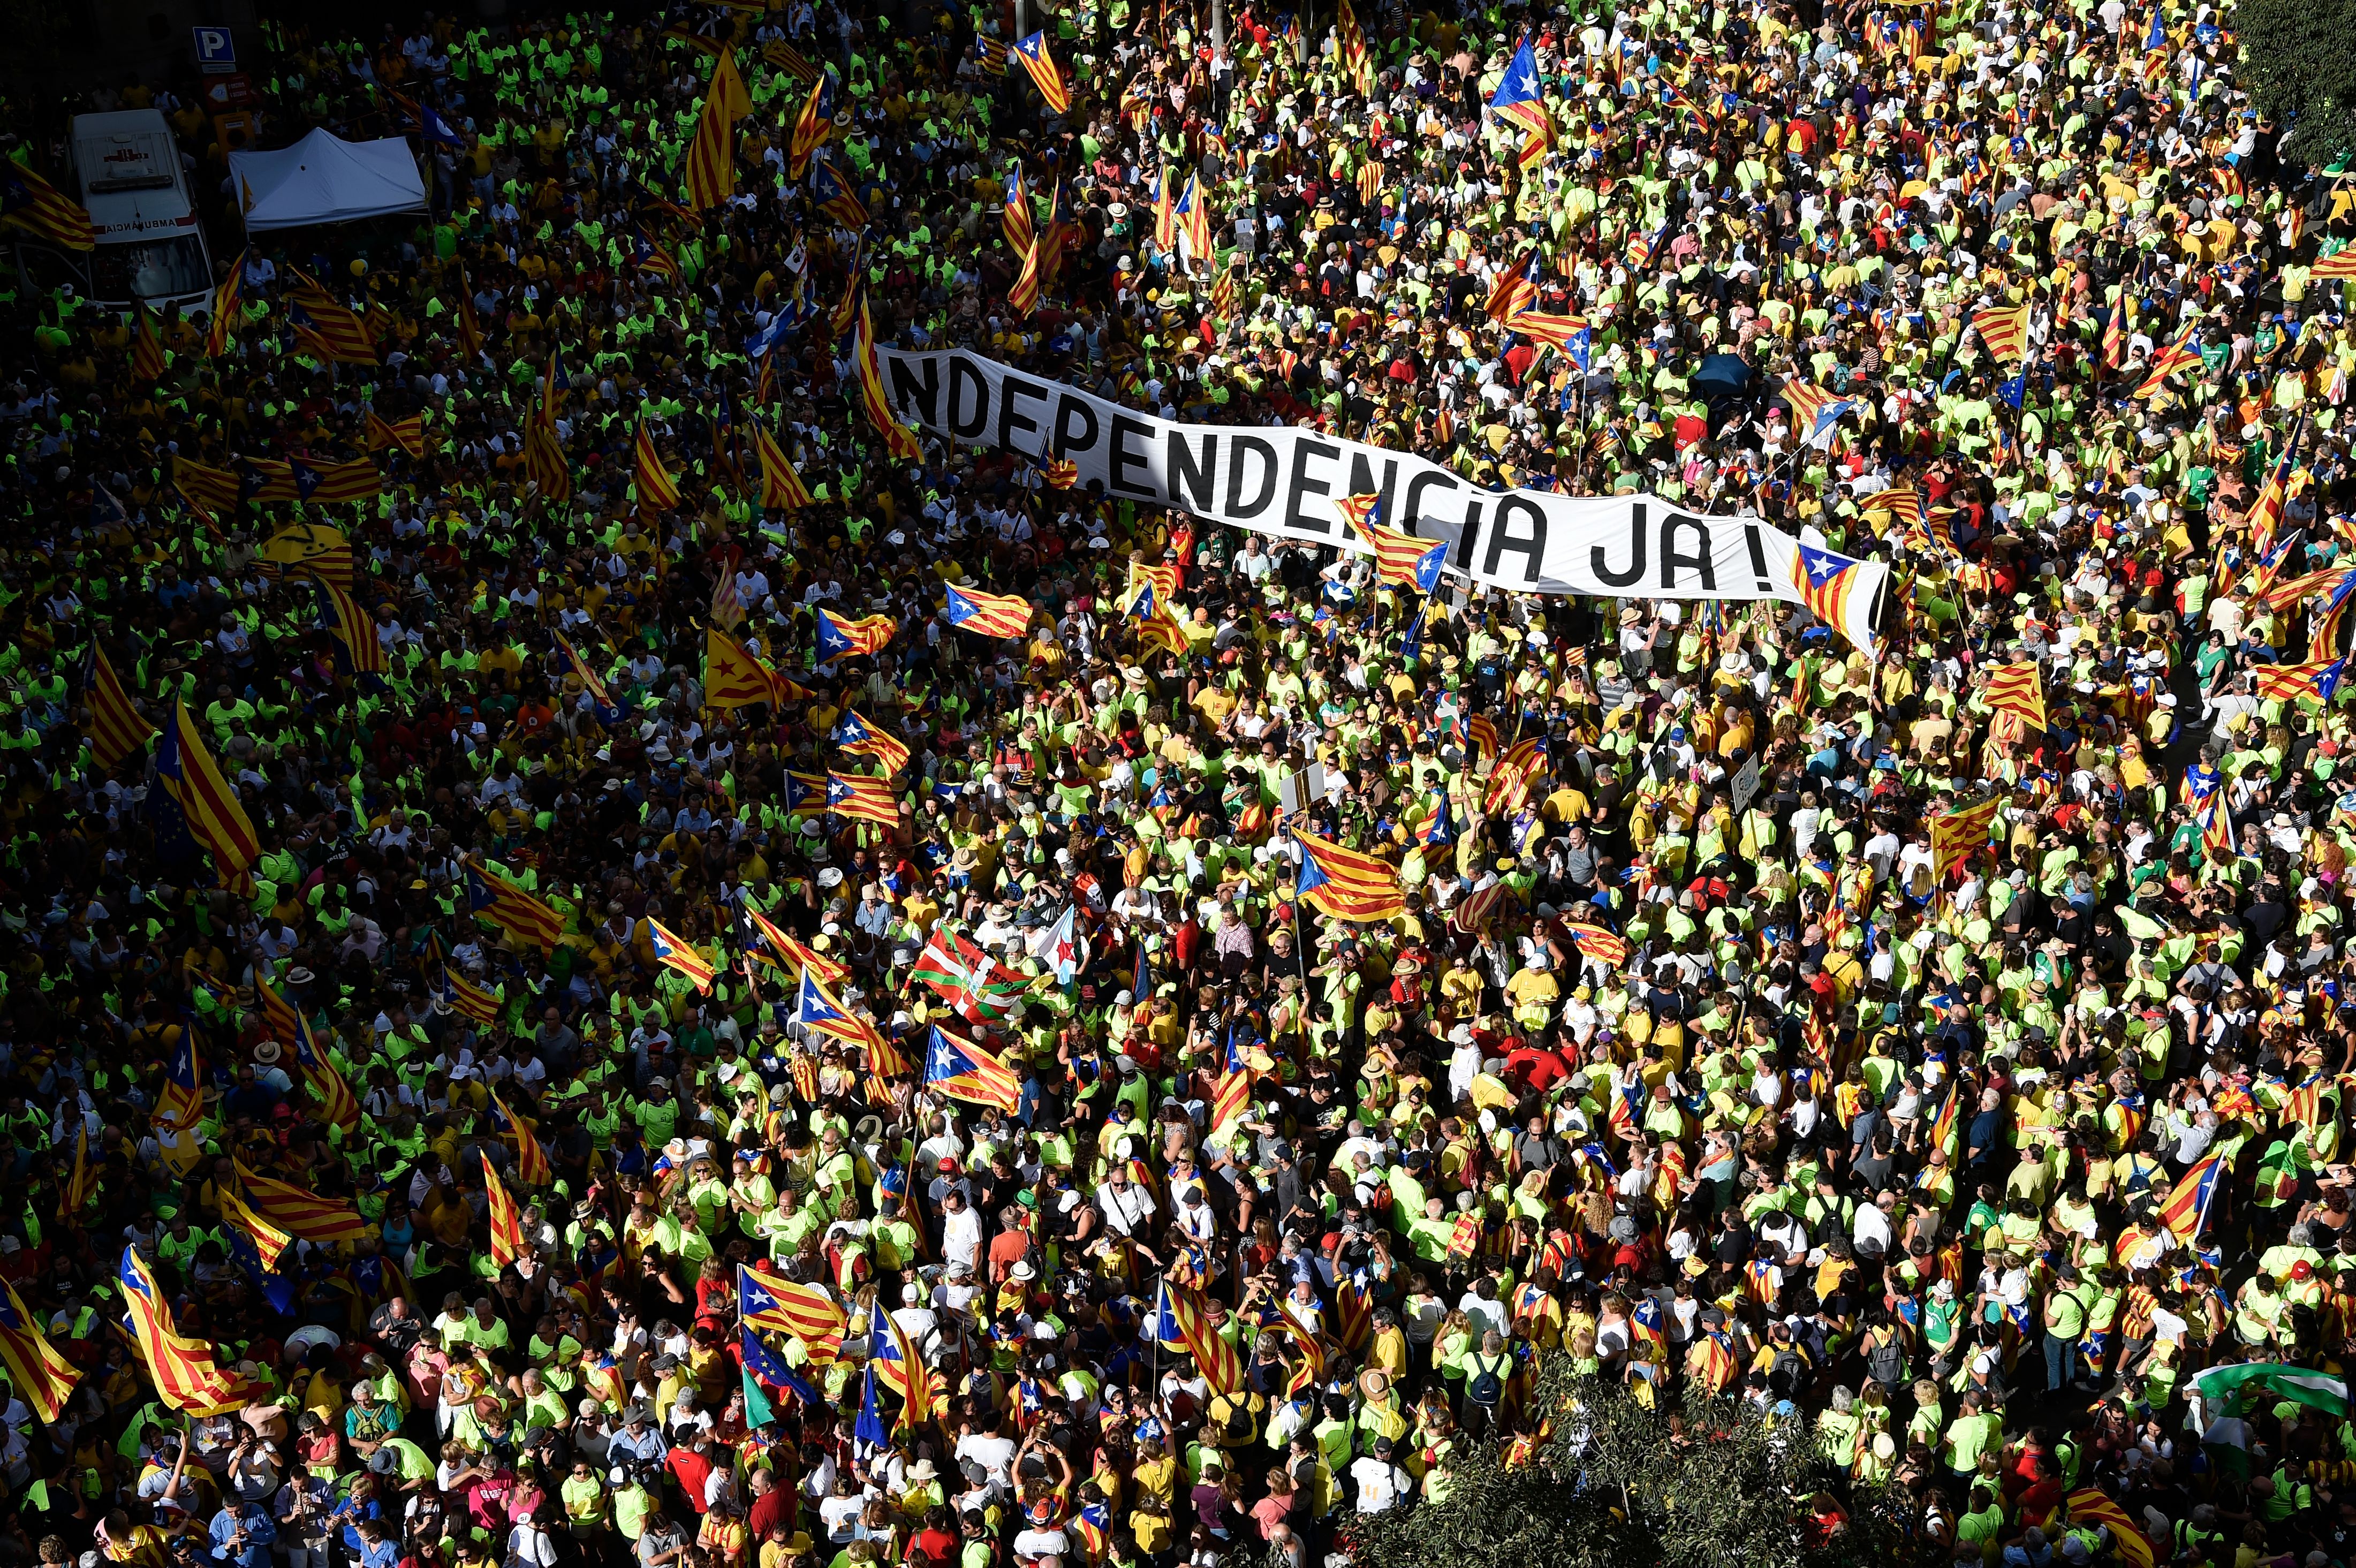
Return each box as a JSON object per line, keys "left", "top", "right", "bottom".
{"left": 1334, "top": 1359, "right": 1912, "bottom": 1568}
{"left": 2236, "top": 0, "right": 2356, "bottom": 169}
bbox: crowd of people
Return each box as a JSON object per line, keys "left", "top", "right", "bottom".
{"left": 1, "top": 0, "right": 2354, "bottom": 1565}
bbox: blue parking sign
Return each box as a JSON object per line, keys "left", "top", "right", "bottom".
{"left": 192, "top": 26, "right": 236, "bottom": 72}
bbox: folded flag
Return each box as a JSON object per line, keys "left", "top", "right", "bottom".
{"left": 647, "top": 919, "right": 717, "bottom": 993}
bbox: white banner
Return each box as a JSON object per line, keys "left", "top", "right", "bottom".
{"left": 877, "top": 349, "right": 1889, "bottom": 654}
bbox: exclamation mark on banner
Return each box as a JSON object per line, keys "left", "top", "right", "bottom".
{"left": 1743, "top": 524, "right": 1774, "bottom": 594}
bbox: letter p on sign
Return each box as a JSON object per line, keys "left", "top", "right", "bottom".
{"left": 193, "top": 26, "right": 236, "bottom": 72}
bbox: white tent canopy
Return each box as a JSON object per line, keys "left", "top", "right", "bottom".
{"left": 229, "top": 129, "right": 427, "bottom": 232}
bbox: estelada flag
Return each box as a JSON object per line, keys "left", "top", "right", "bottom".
{"left": 739, "top": 1262, "right": 847, "bottom": 1362}
{"left": 746, "top": 905, "right": 850, "bottom": 984}
{"left": 834, "top": 709, "right": 911, "bottom": 775}
{"left": 923, "top": 1025, "right": 1023, "bottom": 1112}
{"left": 945, "top": 584, "right": 1035, "bottom": 638}
{"left": 1981, "top": 662, "right": 2047, "bottom": 728}
{"left": 463, "top": 857, "right": 566, "bottom": 951}
{"left": 816, "top": 608, "right": 895, "bottom": 661}
{"left": 825, "top": 771, "right": 900, "bottom": 826}
{"left": 1928, "top": 796, "right": 2004, "bottom": 876}
{"left": 490, "top": 1090, "right": 553, "bottom": 1186}
{"left": 1011, "top": 31, "right": 1070, "bottom": 113}
{"left": 1565, "top": 923, "right": 1630, "bottom": 967}
{"left": 1293, "top": 830, "right": 1405, "bottom": 922}
{"left": 647, "top": 918, "right": 717, "bottom": 994}
{"left": 117, "top": 1246, "right": 263, "bottom": 1414}
{"left": 0, "top": 158, "right": 95, "bottom": 250}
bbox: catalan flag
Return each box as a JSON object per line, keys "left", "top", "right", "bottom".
{"left": 945, "top": 584, "right": 1036, "bottom": 638}
{"left": 1505, "top": 306, "right": 1588, "bottom": 351}
{"left": 490, "top": 1090, "right": 553, "bottom": 1187}
{"left": 810, "top": 155, "right": 869, "bottom": 226}
{"left": 1982, "top": 661, "right": 2047, "bottom": 728}
{"left": 1789, "top": 542, "right": 1867, "bottom": 640}
{"left": 0, "top": 157, "right": 95, "bottom": 250}
{"left": 753, "top": 420, "right": 813, "bottom": 508}
{"left": 156, "top": 702, "right": 260, "bottom": 887}
{"left": 234, "top": 1156, "right": 367, "bottom": 1243}
{"left": 2160, "top": 1153, "right": 2225, "bottom": 1242}
{"left": 1929, "top": 796, "right": 2004, "bottom": 876}
{"left": 2313, "top": 248, "right": 2356, "bottom": 281}
{"left": 683, "top": 48, "right": 742, "bottom": 209}
{"left": 2063, "top": 1490, "right": 2154, "bottom": 1568}
{"left": 1487, "top": 37, "right": 1553, "bottom": 147}
{"left": 464, "top": 857, "right": 567, "bottom": 951}
{"left": 1336, "top": 0, "right": 1374, "bottom": 92}
{"left": 59, "top": 1122, "right": 97, "bottom": 1222}
{"left": 1002, "top": 163, "right": 1034, "bottom": 254}
{"left": 1007, "top": 235, "right": 1042, "bottom": 316}
{"left": 788, "top": 69, "right": 834, "bottom": 179}
{"left": 525, "top": 354, "right": 570, "bottom": 502}
{"left": 1155, "top": 1281, "right": 1245, "bottom": 1396}
{"left": 286, "top": 269, "right": 379, "bottom": 363}
{"left": 204, "top": 255, "right": 245, "bottom": 357}
{"left": 288, "top": 1009, "right": 360, "bottom": 1133}
{"left": 1011, "top": 30, "right": 1070, "bottom": 113}
{"left": 739, "top": 1262, "right": 847, "bottom": 1362}
{"left": 0, "top": 1277, "right": 78, "bottom": 1421}
{"left": 1334, "top": 493, "right": 1448, "bottom": 590}
{"left": 439, "top": 967, "right": 504, "bottom": 1026}
{"left": 647, "top": 918, "right": 717, "bottom": 994}
{"left": 82, "top": 643, "right": 154, "bottom": 770}
{"left": 706, "top": 628, "right": 810, "bottom": 710}
{"left": 217, "top": 1186, "right": 293, "bottom": 1271}
{"left": 1294, "top": 830, "right": 1406, "bottom": 922}
{"left": 366, "top": 410, "right": 427, "bottom": 460}
{"left": 481, "top": 1150, "right": 525, "bottom": 1265}
{"left": 131, "top": 305, "right": 166, "bottom": 381}
{"left": 816, "top": 607, "right": 896, "bottom": 662}
{"left": 869, "top": 1299, "right": 935, "bottom": 1428}
{"left": 2134, "top": 327, "right": 2203, "bottom": 399}
{"left": 747, "top": 906, "right": 850, "bottom": 984}
{"left": 117, "top": 1247, "right": 264, "bottom": 1414}
{"left": 825, "top": 771, "right": 900, "bottom": 826}
{"left": 633, "top": 420, "right": 681, "bottom": 510}
{"left": 1970, "top": 304, "right": 2031, "bottom": 365}
{"left": 1566, "top": 923, "right": 1631, "bottom": 968}
{"left": 834, "top": 709, "right": 911, "bottom": 775}
{"left": 2255, "top": 658, "right": 2346, "bottom": 703}
{"left": 924, "top": 1025, "right": 1024, "bottom": 1112}
{"left": 1124, "top": 579, "right": 1192, "bottom": 658}
{"left": 313, "top": 577, "right": 388, "bottom": 676}
{"left": 763, "top": 38, "right": 820, "bottom": 80}
{"left": 1928, "top": 1081, "right": 1963, "bottom": 1164}
{"left": 2198, "top": 787, "right": 2236, "bottom": 863}
{"left": 1177, "top": 175, "right": 1211, "bottom": 262}
{"left": 1483, "top": 736, "right": 1548, "bottom": 814}
{"left": 853, "top": 297, "right": 922, "bottom": 459}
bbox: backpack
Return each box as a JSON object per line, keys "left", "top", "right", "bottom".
{"left": 1465, "top": 1353, "right": 1507, "bottom": 1406}
{"left": 1865, "top": 1328, "right": 1906, "bottom": 1388}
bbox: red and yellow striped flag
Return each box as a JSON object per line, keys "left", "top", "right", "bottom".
{"left": 482, "top": 1150, "right": 525, "bottom": 1265}
{"left": 158, "top": 702, "right": 260, "bottom": 887}
{"left": 705, "top": 628, "right": 811, "bottom": 710}
{"left": 854, "top": 297, "right": 923, "bottom": 460}
{"left": 235, "top": 1157, "right": 367, "bottom": 1243}
{"left": 754, "top": 421, "right": 813, "bottom": 508}
{"left": 117, "top": 1246, "right": 266, "bottom": 1414}
{"left": 2134, "top": 328, "right": 2203, "bottom": 399}
{"left": 1971, "top": 304, "right": 2031, "bottom": 365}
{"left": 490, "top": 1090, "right": 553, "bottom": 1187}
{"left": 0, "top": 158, "right": 96, "bottom": 250}
{"left": 1293, "top": 830, "right": 1406, "bottom": 922}
{"left": 683, "top": 50, "right": 743, "bottom": 209}
{"left": 825, "top": 771, "right": 901, "bottom": 827}
{"left": 633, "top": 420, "right": 681, "bottom": 510}
{"left": 1981, "top": 662, "right": 2047, "bottom": 728}
{"left": 1929, "top": 796, "right": 2005, "bottom": 876}
{"left": 366, "top": 410, "right": 427, "bottom": 460}
{"left": 85, "top": 644, "right": 155, "bottom": 770}
{"left": 738, "top": 1262, "right": 847, "bottom": 1362}
{"left": 0, "top": 1277, "right": 78, "bottom": 1421}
